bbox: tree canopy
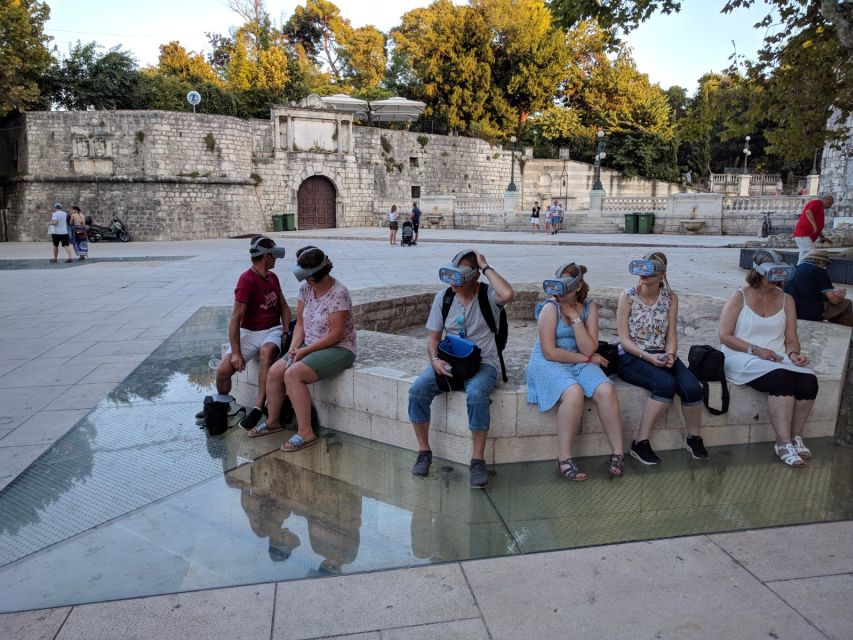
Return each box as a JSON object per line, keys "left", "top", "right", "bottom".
{"left": 0, "top": 0, "right": 53, "bottom": 113}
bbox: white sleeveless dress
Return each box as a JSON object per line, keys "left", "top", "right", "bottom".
{"left": 721, "top": 289, "right": 814, "bottom": 384}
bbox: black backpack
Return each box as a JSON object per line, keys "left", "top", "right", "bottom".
{"left": 202, "top": 394, "right": 232, "bottom": 436}
{"left": 441, "top": 283, "right": 508, "bottom": 382}
{"left": 687, "top": 345, "right": 729, "bottom": 416}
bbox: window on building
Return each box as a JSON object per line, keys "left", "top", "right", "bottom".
{"left": 411, "top": 185, "right": 421, "bottom": 199}
{"left": 409, "top": 157, "right": 419, "bottom": 168}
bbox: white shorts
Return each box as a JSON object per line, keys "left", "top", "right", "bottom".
{"left": 793, "top": 236, "right": 815, "bottom": 264}
{"left": 530, "top": 217, "right": 540, "bottom": 225}
{"left": 226, "top": 325, "right": 284, "bottom": 360}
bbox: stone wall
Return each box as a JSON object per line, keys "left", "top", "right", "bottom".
{"left": 821, "top": 111, "right": 852, "bottom": 216}
{"left": 1, "top": 108, "right": 690, "bottom": 241}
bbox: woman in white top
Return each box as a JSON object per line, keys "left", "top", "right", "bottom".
{"left": 388, "top": 205, "right": 399, "bottom": 245}
{"left": 719, "top": 249, "right": 818, "bottom": 468}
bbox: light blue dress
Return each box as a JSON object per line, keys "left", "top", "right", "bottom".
{"left": 526, "top": 299, "right": 611, "bottom": 411}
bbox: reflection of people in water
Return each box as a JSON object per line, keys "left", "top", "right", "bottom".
{"left": 225, "top": 451, "right": 362, "bottom": 573}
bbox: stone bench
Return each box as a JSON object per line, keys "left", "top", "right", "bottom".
{"left": 232, "top": 285, "right": 850, "bottom": 465}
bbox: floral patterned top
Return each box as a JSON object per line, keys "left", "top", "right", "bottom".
{"left": 623, "top": 286, "right": 671, "bottom": 353}
{"left": 299, "top": 279, "right": 357, "bottom": 355}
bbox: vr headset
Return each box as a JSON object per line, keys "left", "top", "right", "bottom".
{"left": 629, "top": 253, "right": 667, "bottom": 277}
{"left": 543, "top": 262, "right": 584, "bottom": 296}
{"left": 439, "top": 249, "right": 480, "bottom": 286}
{"left": 249, "top": 236, "right": 286, "bottom": 259}
{"left": 292, "top": 246, "right": 331, "bottom": 282}
{"left": 752, "top": 249, "right": 794, "bottom": 282}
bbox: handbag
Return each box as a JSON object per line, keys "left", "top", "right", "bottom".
{"left": 436, "top": 334, "right": 481, "bottom": 392}
{"left": 687, "top": 345, "right": 729, "bottom": 415}
{"left": 596, "top": 341, "right": 619, "bottom": 376}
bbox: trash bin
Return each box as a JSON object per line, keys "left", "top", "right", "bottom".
{"left": 624, "top": 213, "right": 639, "bottom": 234}
{"left": 272, "top": 214, "right": 284, "bottom": 232}
{"left": 283, "top": 213, "right": 296, "bottom": 231}
{"left": 638, "top": 212, "right": 655, "bottom": 234}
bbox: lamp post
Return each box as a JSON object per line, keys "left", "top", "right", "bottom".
{"left": 507, "top": 135, "right": 518, "bottom": 192}
{"left": 592, "top": 130, "right": 606, "bottom": 191}
{"left": 742, "top": 135, "right": 751, "bottom": 175}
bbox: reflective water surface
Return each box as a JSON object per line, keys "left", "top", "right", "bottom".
{"left": 0, "top": 307, "right": 850, "bottom": 613}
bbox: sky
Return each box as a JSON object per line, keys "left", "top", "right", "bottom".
{"left": 44, "top": 0, "right": 773, "bottom": 93}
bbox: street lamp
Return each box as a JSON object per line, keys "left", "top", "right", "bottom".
{"left": 742, "top": 135, "right": 751, "bottom": 175}
{"left": 592, "top": 130, "right": 606, "bottom": 191}
{"left": 507, "top": 135, "right": 518, "bottom": 192}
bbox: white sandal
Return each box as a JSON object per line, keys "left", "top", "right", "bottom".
{"left": 774, "top": 442, "right": 806, "bottom": 468}
{"left": 792, "top": 436, "right": 812, "bottom": 459}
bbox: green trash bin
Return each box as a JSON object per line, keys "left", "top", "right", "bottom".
{"left": 638, "top": 212, "right": 655, "bottom": 234}
{"left": 283, "top": 213, "right": 296, "bottom": 231}
{"left": 272, "top": 214, "right": 284, "bottom": 232}
{"left": 624, "top": 213, "right": 639, "bottom": 234}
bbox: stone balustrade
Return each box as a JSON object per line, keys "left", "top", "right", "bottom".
{"left": 601, "top": 197, "right": 668, "bottom": 212}
{"left": 723, "top": 196, "right": 807, "bottom": 212}
{"left": 232, "top": 284, "right": 850, "bottom": 465}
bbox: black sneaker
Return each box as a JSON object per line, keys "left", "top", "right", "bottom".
{"left": 685, "top": 435, "right": 709, "bottom": 460}
{"left": 240, "top": 407, "right": 265, "bottom": 430}
{"left": 469, "top": 458, "right": 488, "bottom": 488}
{"left": 412, "top": 450, "right": 432, "bottom": 477}
{"left": 630, "top": 439, "right": 660, "bottom": 466}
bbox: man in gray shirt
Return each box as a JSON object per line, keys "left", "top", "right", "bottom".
{"left": 408, "top": 249, "right": 514, "bottom": 487}
{"left": 47, "top": 203, "right": 74, "bottom": 263}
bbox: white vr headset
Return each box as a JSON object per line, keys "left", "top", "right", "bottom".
{"left": 292, "top": 246, "right": 331, "bottom": 282}
{"left": 439, "top": 249, "right": 480, "bottom": 286}
{"left": 752, "top": 249, "right": 794, "bottom": 282}
{"left": 543, "top": 262, "right": 584, "bottom": 296}
{"left": 249, "top": 236, "right": 286, "bottom": 259}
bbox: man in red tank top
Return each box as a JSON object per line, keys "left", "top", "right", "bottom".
{"left": 201, "top": 236, "right": 292, "bottom": 430}
{"left": 793, "top": 195, "right": 834, "bottom": 264}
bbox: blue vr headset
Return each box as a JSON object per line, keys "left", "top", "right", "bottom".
{"left": 753, "top": 249, "right": 794, "bottom": 282}
{"left": 292, "top": 246, "right": 331, "bottom": 282}
{"left": 629, "top": 253, "right": 667, "bottom": 277}
{"left": 543, "top": 262, "right": 585, "bottom": 296}
{"left": 439, "top": 249, "right": 480, "bottom": 286}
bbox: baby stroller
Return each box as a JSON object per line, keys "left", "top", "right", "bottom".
{"left": 400, "top": 220, "right": 415, "bottom": 246}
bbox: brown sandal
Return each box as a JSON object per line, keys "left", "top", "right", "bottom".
{"left": 606, "top": 454, "right": 624, "bottom": 477}
{"left": 557, "top": 457, "right": 587, "bottom": 481}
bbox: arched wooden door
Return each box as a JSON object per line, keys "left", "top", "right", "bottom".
{"left": 297, "top": 176, "right": 337, "bottom": 229}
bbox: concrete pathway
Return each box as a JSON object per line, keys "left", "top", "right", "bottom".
{"left": 0, "top": 229, "right": 850, "bottom": 638}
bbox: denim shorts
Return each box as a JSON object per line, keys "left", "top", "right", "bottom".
{"left": 408, "top": 363, "right": 498, "bottom": 431}
{"left": 617, "top": 353, "right": 703, "bottom": 405}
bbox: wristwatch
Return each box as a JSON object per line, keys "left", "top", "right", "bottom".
{"left": 570, "top": 317, "right": 582, "bottom": 325}
{"left": 482, "top": 265, "right": 493, "bottom": 274}
{"left": 746, "top": 344, "right": 755, "bottom": 355}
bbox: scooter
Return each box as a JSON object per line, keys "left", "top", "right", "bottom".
{"left": 86, "top": 216, "right": 131, "bottom": 242}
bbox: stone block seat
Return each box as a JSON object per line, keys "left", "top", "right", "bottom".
{"left": 233, "top": 284, "right": 850, "bottom": 465}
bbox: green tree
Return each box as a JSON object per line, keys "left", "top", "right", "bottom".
{"left": 49, "top": 42, "right": 139, "bottom": 110}
{"left": 0, "top": 0, "right": 53, "bottom": 113}
{"left": 547, "top": 0, "right": 681, "bottom": 37}
{"left": 157, "top": 41, "right": 222, "bottom": 86}
{"left": 338, "top": 25, "right": 387, "bottom": 90}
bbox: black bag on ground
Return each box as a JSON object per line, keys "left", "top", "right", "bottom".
{"left": 202, "top": 394, "right": 232, "bottom": 436}
{"left": 687, "top": 344, "right": 729, "bottom": 416}
{"left": 436, "top": 334, "right": 482, "bottom": 392}
{"left": 596, "top": 341, "right": 619, "bottom": 377}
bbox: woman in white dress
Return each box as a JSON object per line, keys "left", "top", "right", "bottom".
{"left": 719, "top": 250, "right": 818, "bottom": 468}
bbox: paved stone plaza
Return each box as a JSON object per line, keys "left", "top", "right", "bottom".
{"left": 1, "top": 229, "right": 852, "bottom": 639}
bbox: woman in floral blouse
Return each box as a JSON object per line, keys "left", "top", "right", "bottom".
{"left": 616, "top": 252, "right": 708, "bottom": 466}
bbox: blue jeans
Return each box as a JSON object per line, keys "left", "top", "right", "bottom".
{"left": 617, "top": 354, "right": 703, "bottom": 405}
{"left": 408, "top": 363, "right": 498, "bottom": 431}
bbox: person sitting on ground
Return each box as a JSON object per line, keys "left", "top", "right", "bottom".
{"left": 792, "top": 194, "right": 834, "bottom": 264}
{"left": 526, "top": 262, "right": 626, "bottom": 480}
{"left": 719, "top": 249, "right": 818, "bottom": 468}
{"left": 410, "top": 201, "right": 421, "bottom": 245}
{"left": 198, "top": 236, "right": 291, "bottom": 430}
{"left": 258, "top": 246, "right": 356, "bottom": 451}
{"left": 616, "top": 252, "right": 708, "bottom": 465}
{"left": 408, "top": 249, "right": 513, "bottom": 488}
{"left": 784, "top": 249, "right": 853, "bottom": 328}
{"left": 47, "top": 203, "right": 74, "bottom": 263}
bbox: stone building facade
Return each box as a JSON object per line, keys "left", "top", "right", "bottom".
{"left": 821, "top": 111, "right": 853, "bottom": 216}
{"left": 0, "top": 107, "right": 684, "bottom": 241}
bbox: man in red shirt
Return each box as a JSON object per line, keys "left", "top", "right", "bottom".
{"left": 793, "top": 195, "right": 834, "bottom": 264}
{"left": 202, "top": 236, "right": 292, "bottom": 430}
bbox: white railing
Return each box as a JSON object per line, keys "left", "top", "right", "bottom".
{"left": 455, "top": 198, "right": 503, "bottom": 215}
{"left": 601, "top": 196, "right": 668, "bottom": 212}
{"left": 722, "top": 196, "right": 807, "bottom": 213}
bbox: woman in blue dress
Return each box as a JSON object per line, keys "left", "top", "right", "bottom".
{"left": 526, "top": 262, "right": 626, "bottom": 480}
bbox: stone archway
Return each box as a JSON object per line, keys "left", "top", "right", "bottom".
{"left": 297, "top": 176, "right": 337, "bottom": 229}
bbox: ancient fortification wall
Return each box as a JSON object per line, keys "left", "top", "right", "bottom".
{"left": 1, "top": 108, "right": 687, "bottom": 241}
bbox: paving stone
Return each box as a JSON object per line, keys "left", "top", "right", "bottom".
{"left": 767, "top": 573, "right": 853, "bottom": 640}
{"left": 0, "top": 607, "right": 70, "bottom": 640}
{"left": 0, "top": 444, "right": 50, "bottom": 491}
{"left": 380, "top": 618, "right": 490, "bottom": 640}
{"left": 44, "top": 383, "right": 120, "bottom": 411}
{"left": 0, "top": 409, "right": 88, "bottom": 447}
